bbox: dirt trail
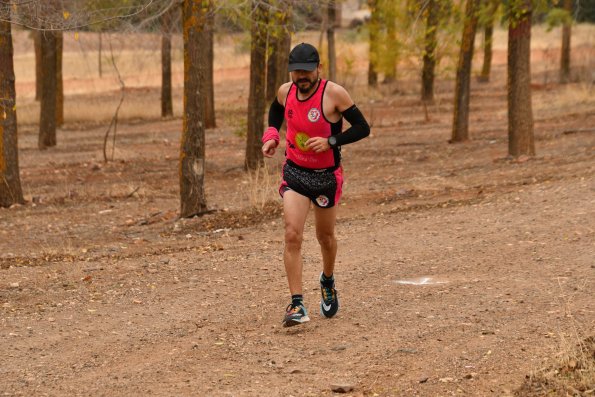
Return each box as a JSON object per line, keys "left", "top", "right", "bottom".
{"left": 1, "top": 68, "right": 594, "bottom": 395}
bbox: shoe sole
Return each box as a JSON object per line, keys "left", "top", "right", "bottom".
{"left": 282, "top": 315, "right": 310, "bottom": 327}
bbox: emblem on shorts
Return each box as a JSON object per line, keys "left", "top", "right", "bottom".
{"left": 316, "top": 195, "right": 330, "bottom": 207}
{"left": 308, "top": 108, "right": 321, "bottom": 122}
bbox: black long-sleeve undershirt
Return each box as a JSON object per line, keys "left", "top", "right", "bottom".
{"left": 267, "top": 99, "right": 370, "bottom": 147}
{"left": 335, "top": 104, "right": 370, "bottom": 146}
{"left": 268, "top": 98, "right": 285, "bottom": 131}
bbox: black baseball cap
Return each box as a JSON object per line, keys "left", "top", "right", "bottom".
{"left": 288, "top": 43, "right": 320, "bottom": 72}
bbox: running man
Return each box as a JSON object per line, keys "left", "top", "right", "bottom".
{"left": 261, "top": 43, "right": 371, "bottom": 327}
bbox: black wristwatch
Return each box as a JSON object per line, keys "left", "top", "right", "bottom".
{"left": 328, "top": 135, "right": 338, "bottom": 148}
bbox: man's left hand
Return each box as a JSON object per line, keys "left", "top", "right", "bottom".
{"left": 305, "top": 137, "right": 330, "bottom": 153}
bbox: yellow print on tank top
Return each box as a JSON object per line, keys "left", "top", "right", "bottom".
{"left": 295, "top": 132, "right": 311, "bottom": 152}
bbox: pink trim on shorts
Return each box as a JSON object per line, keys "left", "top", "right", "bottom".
{"left": 279, "top": 161, "right": 288, "bottom": 197}
{"left": 333, "top": 166, "right": 344, "bottom": 205}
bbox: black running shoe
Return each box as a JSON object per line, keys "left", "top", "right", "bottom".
{"left": 282, "top": 302, "right": 310, "bottom": 327}
{"left": 320, "top": 272, "right": 339, "bottom": 318}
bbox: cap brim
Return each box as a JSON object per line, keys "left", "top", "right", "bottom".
{"left": 288, "top": 63, "right": 318, "bottom": 72}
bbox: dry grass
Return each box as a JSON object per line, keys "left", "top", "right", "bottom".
{"left": 514, "top": 336, "right": 594, "bottom": 396}
{"left": 242, "top": 163, "right": 278, "bottom": 211}
{"left": 17, "top": 88, "right": 185, "bottom": 126}
{"left": 533, "top": 82, "right": 595, "bottom": 119}
{"left": 514, "top": 278, "right": 595, "bottom": 396}
{"left": 484, "top": 23, "right": 595, "bottom": 52}
{"left": 514, "top": 325, "right": 594, "bottom": 397}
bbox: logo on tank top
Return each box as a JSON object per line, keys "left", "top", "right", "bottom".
{"left": 288, "top": 109, "right": 294, "bottom": 119}
{"left": 294, "top": 132, "right": 311, "bottom": 152}
{"left": 308, "top": 108, "right": 321, "bottom": 123}
{"left": 316, "top": 195, "right": 330, "bottom": 207}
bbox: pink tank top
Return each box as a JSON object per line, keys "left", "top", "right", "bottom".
{"left": 284, "top": 79, "right": 339, "bottom": 169}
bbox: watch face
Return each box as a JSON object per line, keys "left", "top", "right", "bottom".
{"left": 329, "top": 136, "right": 337, "bottom": 147}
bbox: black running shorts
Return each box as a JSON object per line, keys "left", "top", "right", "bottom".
{"left": 279, "top": 161, "right": 344, "bottom": 208}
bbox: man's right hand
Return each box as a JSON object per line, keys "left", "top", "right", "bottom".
{"left": 262, "top": 140, "right": 278, "bottom": 158}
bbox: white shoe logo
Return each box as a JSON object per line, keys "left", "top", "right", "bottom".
{"left": 322, "top": 302, "right": 332, "bottom": 312}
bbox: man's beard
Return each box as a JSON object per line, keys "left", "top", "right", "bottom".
{"left": 295, "top": 77, "right": 318, "bottom": 94}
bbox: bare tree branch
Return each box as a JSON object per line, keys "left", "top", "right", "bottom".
{"left": 0, "top": 0, "right": 158, "bottom": 31}
{"left": 102, "top": 35, "right": 125, "bottom": 163}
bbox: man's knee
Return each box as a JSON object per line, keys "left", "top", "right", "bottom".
{"left": 285, "top": 227, "right": 303, "bottom": 250}
{"left": 316, "top": 231, "right": 336, "bottom": 249}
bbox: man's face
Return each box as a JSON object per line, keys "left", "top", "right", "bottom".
{"left": 291, "top": 65, "right": 320, "bottom": 94}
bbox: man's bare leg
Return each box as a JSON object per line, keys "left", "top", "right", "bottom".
{"left": 283, "top": 190, "right": 311, "bottom": 295}
{"left": 314, "top": 205, "right": 337, "bottom": 277}
{"left": 315, "top": 204, "right": 339, "bottom": 318}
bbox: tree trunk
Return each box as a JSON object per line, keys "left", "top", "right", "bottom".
{"left": 451, "top": 0, "right": 480, "bottom": 143}
{"left": 34, "top": 30, "right": 42, "bottom": 101}
{"left": 421, "top": 0, "right": 439, "bottom": 102}
{"left": 327, "top": 0, "right": 337, "bottom": 82}
{"left": 265, "top": 30, "right": 278, "bottom": 104}
{"left": 202, "top": 1, "right": 216, "bottom": 129}
{"left": 98, "top": 32, "right": 102, "bottom": 78}
{"left": 368, "top": 0, "right": 380, "bottom": 87}
{"left": 39, "top": 31, "right": 57, "bottom": 149}
{"left": 265, "top": 0, "right": 284, "bottom": 103}
{"left": 507, "top": 1, "right": 535, "bottom": 157}
{"left": 0, "top": 19, "right": 24, "bottom": 207}
{"left": 245, "top": 0, "right": 268, "bottom": 171}
{"left": 161, "top": 7, "right": 173, "bottom": 118}
{"left": 56, "top": 31, "right": 64, "bottom": 127}
{"left": 266, "top": 1, "right": 291, "bottom": 103}
{"left": 560, "top": 0, "right": 572, "bottom": 83}
{"left": 277, "top": 25, "right": 291, "bottom": 84}
{"left": 180, "top": 0, "right": 208, "bottom": 218}
{"left": 479, "top": 0, "right": 498, "bottom": 82}
{"left": 383, "top": 0, "right": 397, "bottom": 84}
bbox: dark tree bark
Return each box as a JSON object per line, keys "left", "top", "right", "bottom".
{"left": 34, "top": 30, "right": 42, "bottom": 101}
{"left": 265, "top": 29, "right": 278, "bottom": 103}
{"left": 327, "top": 0, "right": 337, "bottom": 82}
{"left": 451, "top": 0, "right": 480, "bottom": 143}
{"left": 180, "top": 0, "right": 208, "bottom": 217}
{"left": 245, "top": 0, "right": 268, "bottom": 171}
{"left": 384, "top": 1, "right": 397, "bottom": 84}
{"left": 266, "top": 1, "right": 292, "bottom": 103}
{"left": 98, "top": 32, "right": 102, "bottom": 78}
{"left": 368, "top": 0, "right": 380, "bottom": 87}
{"left": 507, "top": 0, "right": 535, "bottom": 157}
{"left": 161, "top": 6, "right": 174, "bottom": 118}
{"left": 56, "top": 31, "right": 64, "bottom": 127}
{"left": 479, "top": 0, "right": 499, "bottom": 82}
{"left": 0, "top": 19, "right": 24, "bottom": 207}
{"left": 39, "top": 31, "right": 57, "bottom": 149}
{"left": 421, "top": 0, "right": 439, "bottom": 102}
{"left": 202, "top": 1, "right": 216, "bottom": 129}
{"left": 278, "top": 25, "right": 291, "bottom": 81}
{"left": 560, "top": 0, "right": 572, "bottom": 83}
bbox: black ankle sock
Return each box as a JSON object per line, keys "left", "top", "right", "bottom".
{"left": 321, "top": 273, "right": 334, "bottom": 287}
{"left": 291, "top": 294, "right": 303, "bottom": 306}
